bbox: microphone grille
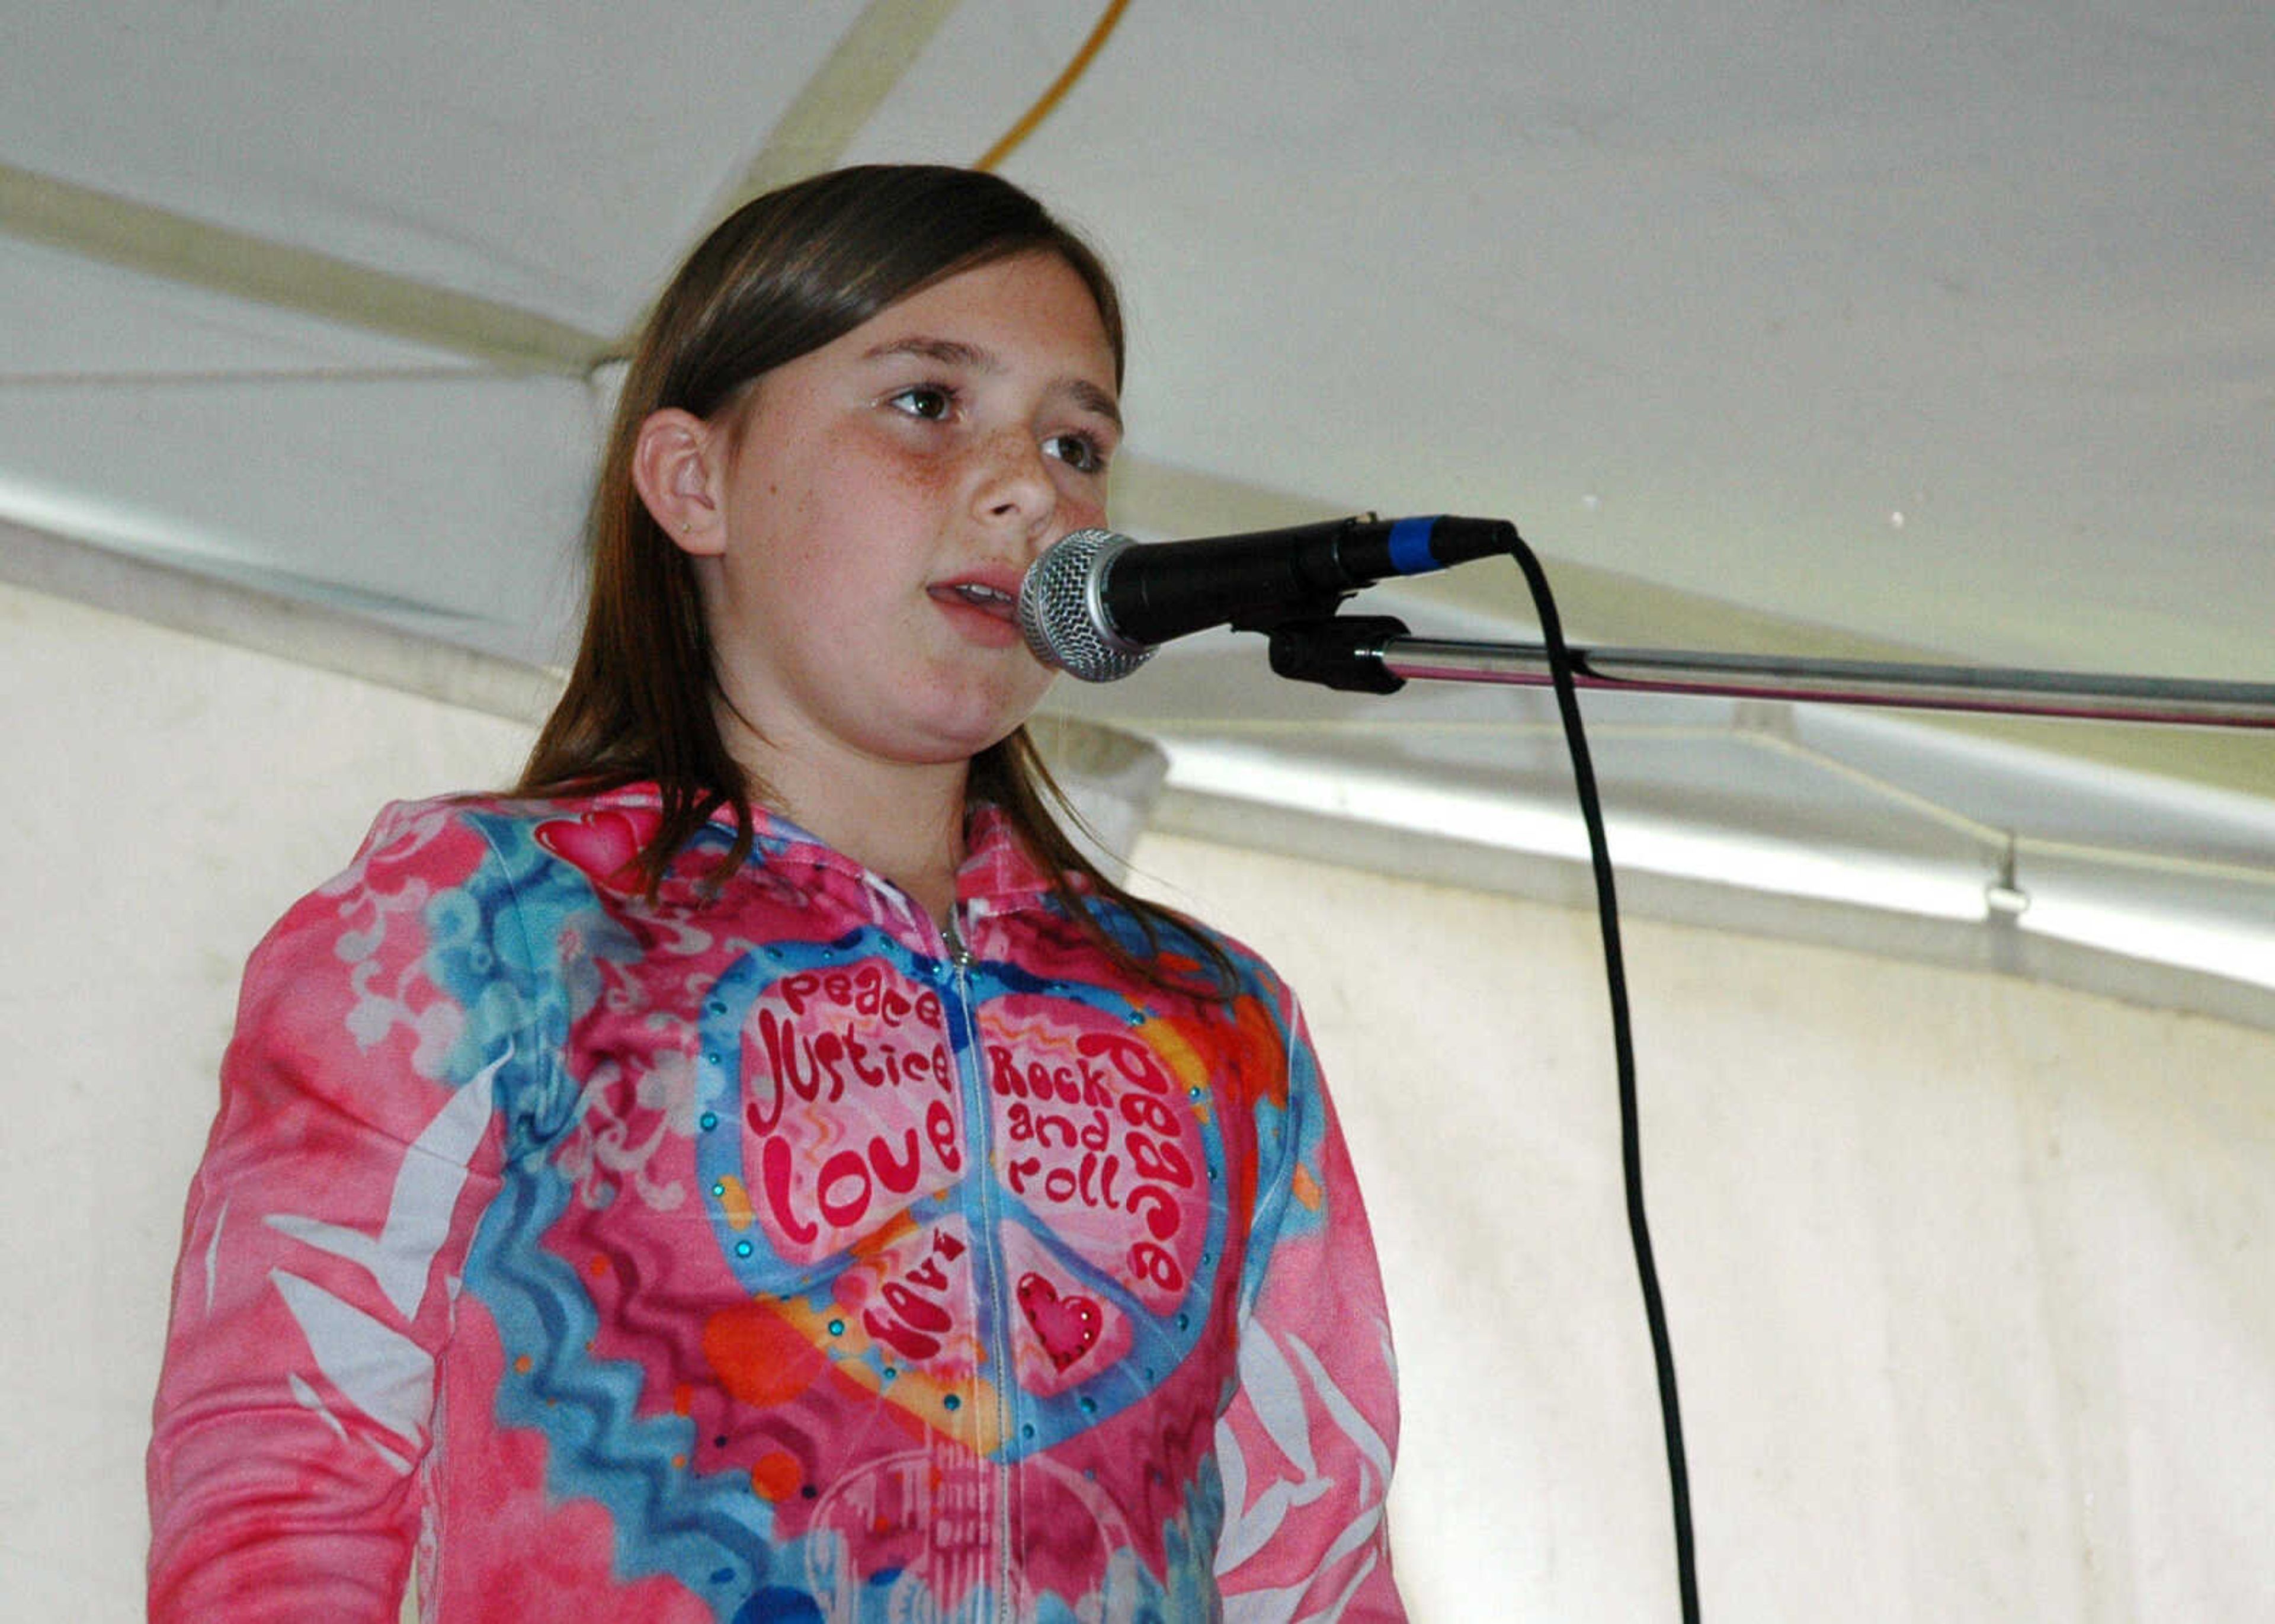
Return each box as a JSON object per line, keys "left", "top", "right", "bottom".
{"left": 1017, "top": 528, "right": 1154, "bottom": 683}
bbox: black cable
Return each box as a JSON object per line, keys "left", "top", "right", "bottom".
{"left": 1500, "top": 526, "right": 1700, "bottom": 1622}
{"left": 1249, "top": 514, "right": 1697, "bottom": 1610}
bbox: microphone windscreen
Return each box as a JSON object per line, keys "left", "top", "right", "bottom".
{"left": 1018, "top": 528, "right": 1153, "bottom": 683}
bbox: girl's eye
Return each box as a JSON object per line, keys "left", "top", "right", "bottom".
{"left": 1045, "top": 432, "right": 1108, "bottom": 475}
{"left": 887, "top": 385, "right": 954, "bottom": 421}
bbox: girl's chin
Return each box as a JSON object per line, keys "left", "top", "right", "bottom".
{"left": 957, "top": 665, "right": 1056, "bottom": 731}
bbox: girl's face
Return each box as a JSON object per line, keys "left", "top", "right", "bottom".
{"left": 682, "top": 251, "right": 1121, "bottom": 781}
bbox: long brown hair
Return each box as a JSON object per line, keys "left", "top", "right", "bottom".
{"left": 518, "top": 165, "right": 1226, "bottom": 991}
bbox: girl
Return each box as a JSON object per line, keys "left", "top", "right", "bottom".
{"left": 149, "top": 165, "right": 1405, "bottom": 1623}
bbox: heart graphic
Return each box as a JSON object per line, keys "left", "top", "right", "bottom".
{"left": 534, "top": 808, "right": 658, "bottom": 893}
{"left": 1017, "top": 1273, "right": 1102, "bottom": 1372}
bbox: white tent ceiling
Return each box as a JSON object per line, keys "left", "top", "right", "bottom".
{"left": 4, "top": 0, "right": 2271, "bottom": 1017}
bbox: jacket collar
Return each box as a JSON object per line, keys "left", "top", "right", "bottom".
{"left": 578, "top": 782, "right": 1059, "bottom": 912}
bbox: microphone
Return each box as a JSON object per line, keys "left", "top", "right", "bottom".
{"left": 1018, "top": 514, "right": 1511, "bottom": 681}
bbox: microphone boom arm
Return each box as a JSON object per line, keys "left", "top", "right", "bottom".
{"left": 1265, "top": 618, "right": 2275, "bottom": 729}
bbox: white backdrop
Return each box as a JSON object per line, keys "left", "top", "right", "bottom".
{"left": 7, "top": 578, "right": 2272, "bottom": 1620}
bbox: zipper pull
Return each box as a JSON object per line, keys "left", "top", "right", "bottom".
{"left": 941, "top": 911, "right": 975, "bottom": 969}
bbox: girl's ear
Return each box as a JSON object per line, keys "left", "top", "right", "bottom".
{"left": 632, "top": 408, "right": 726, "bottom": 556}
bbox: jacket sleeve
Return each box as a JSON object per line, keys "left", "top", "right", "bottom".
{"left": 1213, "top": 988, "right": 1406, "bottom": 1622}
{"left": 147, "top": 805, "right": 518, "bottom": 1622}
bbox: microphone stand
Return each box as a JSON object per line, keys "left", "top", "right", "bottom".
{"left": 1262, "top": 597, "right": 2268, "bottom": 1624}
{"left": 1265, "top": 615, "right": 2275, "bottom": 729}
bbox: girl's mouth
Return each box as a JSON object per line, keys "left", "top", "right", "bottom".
{"left": 932, "top": 581, "right": 1018, "bottom": 622}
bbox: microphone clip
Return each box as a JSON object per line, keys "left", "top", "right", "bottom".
{"left": 1263, "top": 613, "right": 1412, "bottom": 695}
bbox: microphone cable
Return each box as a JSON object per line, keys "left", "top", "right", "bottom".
{"left": 1501, "top": 526, "right": 1701, "bottom": 1622}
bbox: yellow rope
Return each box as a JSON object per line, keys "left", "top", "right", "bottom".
{"left": 974, "top": 0, "right": 1132, "bottom": 172}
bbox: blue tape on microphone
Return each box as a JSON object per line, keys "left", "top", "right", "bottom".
{"left": 1388, "top": 515, "right": 1440, "bottom": 575}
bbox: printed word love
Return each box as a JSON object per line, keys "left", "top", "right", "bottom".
{"left": 862, "top": 1227, "right": 970, "bottom": 1365}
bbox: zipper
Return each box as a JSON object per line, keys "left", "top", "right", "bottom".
{"left": 938, "top": 908, "right": 1017, "bottom": 1621}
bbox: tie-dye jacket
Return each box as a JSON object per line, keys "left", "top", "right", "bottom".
{"left": 149, "top": 787, "right": 1404, "bottom": 1622}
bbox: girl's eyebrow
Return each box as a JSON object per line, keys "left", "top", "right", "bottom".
{"left": 1064, "top": 379, "right": 1123, "bottom": 430}
{"left": 861, "top": 335, "right": 1122, "bottom": 428}
{"left": 863, "top": 335, "right": 990, "bottom": 370}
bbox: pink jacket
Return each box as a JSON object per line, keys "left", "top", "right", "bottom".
{"left": 149, "top": 788, "right": 1404, "bottom": 1621}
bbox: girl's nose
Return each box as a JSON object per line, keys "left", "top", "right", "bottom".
{"left": 970, "top": 430, "right": 1055, "bottom": 532}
